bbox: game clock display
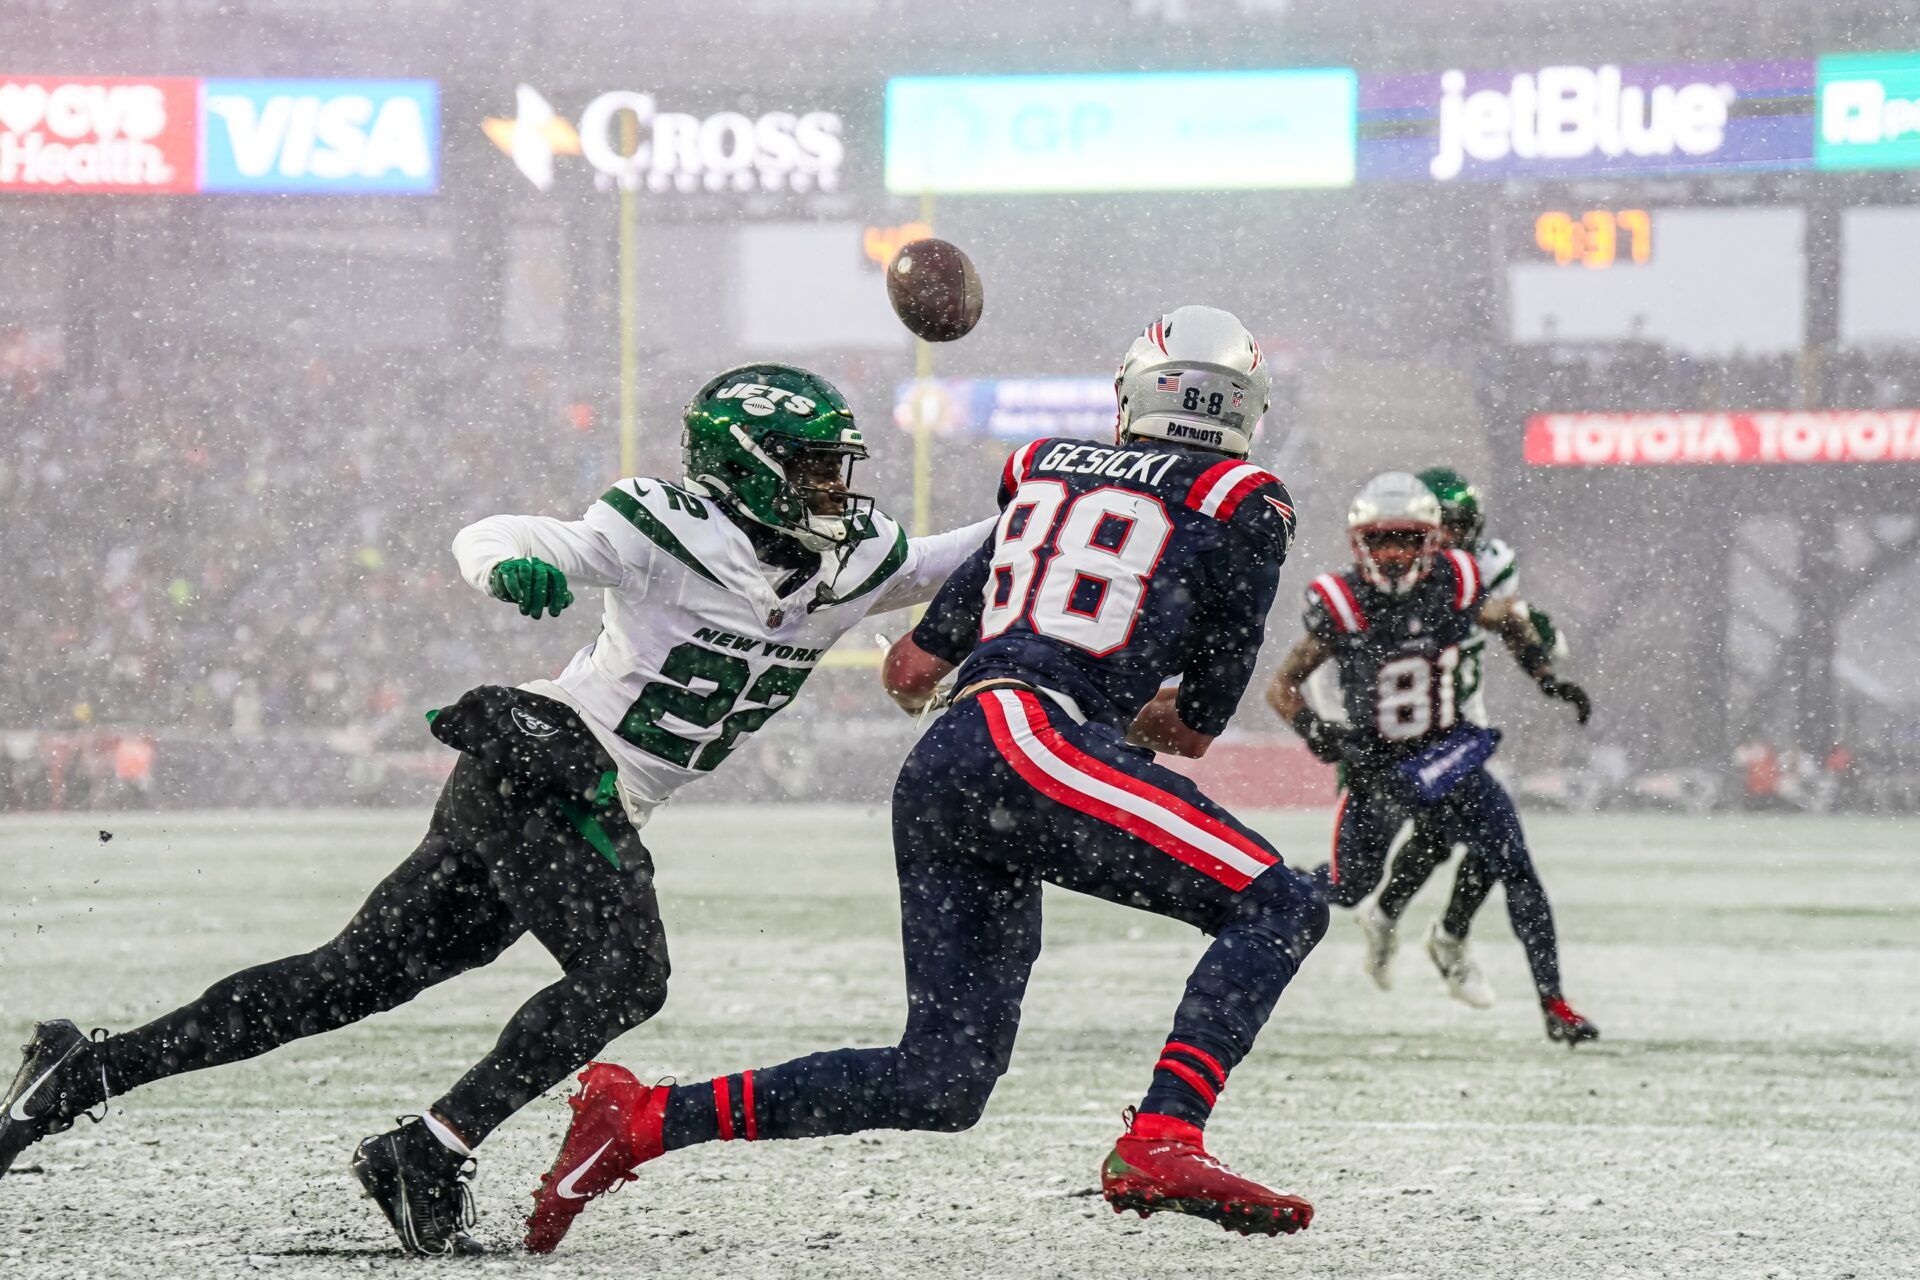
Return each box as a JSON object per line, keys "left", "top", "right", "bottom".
{"left": 1528, "top": 207, "right": 1654, "bottom": 269}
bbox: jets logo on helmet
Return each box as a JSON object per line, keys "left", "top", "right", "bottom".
{"left": 682, "top": 363, "right": 873, "bottom": 555}
{"left": 1114, "top": 305, "right": 1270, "bottom": 458}
{"left": 1347, "top": 471, "right": 1443, "bottom": 596}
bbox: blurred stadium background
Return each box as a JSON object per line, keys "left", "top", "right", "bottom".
{"left": 3, "top": 0, "right": 1918, "bottom": 815}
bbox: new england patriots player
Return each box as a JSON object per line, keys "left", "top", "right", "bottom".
{"left": 0, "top": 364, "right": 991, "bottom": 1255}
{"left": 525, "top": 306, "right": 1328, "bottom": 1252}
{"left": 1265, "top": 473, "right": 1599, "bottom": 1045}
{"left": 1360, "top": 469, "right": 1575, "bottom": 1006}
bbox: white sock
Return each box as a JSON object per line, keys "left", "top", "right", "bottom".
{"left": 421, "top": 1111, "right": 473, "bottom": 1157}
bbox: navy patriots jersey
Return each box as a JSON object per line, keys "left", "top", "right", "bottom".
{"left": 914, "top": 437, "right": 1296, "bottom": 736}
{"left": 1304, "top": 549, "right": 1488, "bottom": 760}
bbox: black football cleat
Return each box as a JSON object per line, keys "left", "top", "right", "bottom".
{"left": 0, "top": 1019, "right": 110, "bottom": 1177}
{"left": 351, "top": 1118, "right": 486, "bottom": 1256}
{"left": 1543, "top": 997, "right": 1600, "bottom": 1047}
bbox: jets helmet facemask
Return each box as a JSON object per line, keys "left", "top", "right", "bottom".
{"left": 682, "top": 364, "right": 874, "bottom": 556}
{"left": 1114, "top": 305, "right": 1270, "bottom": 458}
{"left": 1348, "top": 471, "right": 1443, "bottom": 596}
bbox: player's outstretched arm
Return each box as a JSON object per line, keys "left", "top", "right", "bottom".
{"left": 452, "top": 513, "right": 628, "bottom": 620}
{"left": 1267, "top": 634, "right": 1349, "bottom": 762}
{"left": 1481, "top": 597, "right": 1592, "bottom": 725}
{"left": 870, "top": 516, "right": 999, "bottom": 614}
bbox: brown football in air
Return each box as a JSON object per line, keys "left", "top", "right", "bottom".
{"left": 886, "top": 238, "right": 983, "bottom": 343}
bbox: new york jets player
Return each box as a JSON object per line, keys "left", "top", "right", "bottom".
{"left": 1360, "top": 469, "right": 1570, "bottom": 1006}
{"left": 0, "top": 363, "right": 991, "bottom": 1255}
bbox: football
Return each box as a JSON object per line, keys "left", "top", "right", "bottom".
{"left": 886, "top": 238, "right": 984, "bottom": 343}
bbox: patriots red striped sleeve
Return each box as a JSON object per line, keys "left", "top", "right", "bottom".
{"left": 999, "top": 439, "right": 1042, "bottom": 503}
{"left": 980, "top": 690, "right": 1278, "bottom": 892}
{"left": 1309, "top": 573, "right": 1366, "bottom": 633}
{"left": 1184, "top": 461, "right": 1282, "bottom": 522}
{"left": 1443, "top": 548, "right": 1481, "bottom": 611}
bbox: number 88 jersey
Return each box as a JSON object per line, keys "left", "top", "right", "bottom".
{"left": 914, "top": 436, "right": 1297, "bottom": 736}
{"left": 1304, "top": 549, "right": 1487, "bottom": 760}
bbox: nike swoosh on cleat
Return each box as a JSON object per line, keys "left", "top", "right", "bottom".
{"left": 554, "top": 1138, "right": 615, "bottom": 1200}
{"left": 8, "top": 1048, "right": 77, "bottom": 1123}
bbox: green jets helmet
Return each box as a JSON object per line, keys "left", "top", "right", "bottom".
{"left": 682, "top": 363, "right": 873, "bottom": 554}
{"left": 1416, "top": 466, "right": 1486, "bottom": 548}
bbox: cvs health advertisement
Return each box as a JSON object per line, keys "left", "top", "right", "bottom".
{"left": 0, "top": 76, "right": 200, "bottom": 193}
{"left": 0, "top": 74, "right": 438, "bottom": 195}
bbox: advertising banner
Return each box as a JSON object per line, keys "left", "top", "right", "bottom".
{"left": 894, "top": 377, "right": 1115, "bottom": 440}
{"left": 1525, "top": 411, "right": 1920, "bottom": 467}
{"left": 200, "top": 79, "right": 438, "bottom": 194}
{"left": 1361, "top": 61, "right": 1815, "bottom": 183}
{"left": 482, "top": 83, "right": 846, "bottom": 198}
{"left": 885, "top": 71, "right": 1357, "bottom": 195}
{"left": 0, "top": 75, "right": 199, "bottom": 194}
{"left": 0, "top": 74, "right": 437, "bottom": 195}
{"left": 1817, "top": 52, "right": 1920, "bottom": 170}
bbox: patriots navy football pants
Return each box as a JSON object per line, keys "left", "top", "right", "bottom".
{"left": 663, "top": 688, "right": 1327, "bottom": 1145}
{"left": 1317, "top": 765, "right": 1563, "bottom": 1000}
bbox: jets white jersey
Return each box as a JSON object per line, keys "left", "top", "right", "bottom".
{"left": 1303, "top": 537, "right": 1519, "bottom": 727}
{"left": 454, "top": 476, "right": 992, "bottom": 826}
{"left": 1455, "top": 536, "right": 1518, "bottom": 727}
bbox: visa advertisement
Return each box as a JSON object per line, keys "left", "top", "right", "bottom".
{"left": 885, "top": 71, "right": 1357, "bottom": 194}
{"left": 0, "top": 74, "right": 438, "bottom": 195}
{"left": 1817, "top": 52, "right": 1920, "bottom": 170}
{"left": 1359, "top": 60, "right": 1817, "bottom": 182}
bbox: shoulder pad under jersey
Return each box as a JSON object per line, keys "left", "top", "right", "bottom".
{"left": 592, "top": 476, "right": 728, "bottom": 585}
{"left": 1478, "top": 536, "right": 1518, "bottom": 598}
{"left": 1183, "top": 460, "right": 1296, "bottom": 556}
{"left": 998, "top": 438, "right": 1052, "bottom": 506}
{"left": 1436, "top": 547, "right": 1486, "bottom": 613}
{"left": 819, "top": 507, "right": 910, "bottom": 606}
{"left": 1305, "top": 570, "right": 1367, "bottom": 636}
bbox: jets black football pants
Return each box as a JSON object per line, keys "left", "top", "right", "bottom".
{"left": 96, "top": 752, "right": 669, "bottom": 1144}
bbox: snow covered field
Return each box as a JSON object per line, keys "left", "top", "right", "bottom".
{"left": 2, "top": 805, "right": 1914, "bottom": 1278}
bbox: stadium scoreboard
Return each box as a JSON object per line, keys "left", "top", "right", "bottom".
{"left": 1529, "top": 208, "right": 1654, "bottom": 269}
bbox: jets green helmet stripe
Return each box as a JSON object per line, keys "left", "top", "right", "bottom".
{"left": 1416, "top": 466, "right": 1486, "bottom": 547}
{"left": 598, "top": 486, "right": 721, "bottom": 584}
{"left": 683, "top": 363, "right": 873, "bottom": 554}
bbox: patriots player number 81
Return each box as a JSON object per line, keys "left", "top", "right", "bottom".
{"left": 1374, "top": 647, "right": 1461, "bottom": 740}
{"left": 980, "top": 482, "right": 1175, "bottom": 656}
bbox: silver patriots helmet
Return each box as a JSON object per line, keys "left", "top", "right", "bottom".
{"left": 1347, "top": 471, "right": 1443, "bottom": 596}
{"left": 1114, "top": 305, "right": 1270, "bottom": 458}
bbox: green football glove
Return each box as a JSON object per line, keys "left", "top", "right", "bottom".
{"left": 488, "top": 557, "right": 574, "bottom": 620}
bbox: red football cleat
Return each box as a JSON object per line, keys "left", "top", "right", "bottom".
{"left": 524, "top": 1062, "right": 666, "bottom": 1254}
{"left": 1100, "top": 1110, "right": 1312, "bottom": 1237}
{"left": 1543, "top": 997, "right": 1600, "bottom": 1047}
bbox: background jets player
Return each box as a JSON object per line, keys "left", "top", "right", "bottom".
{"left": 0, "top": 363, "right": 990, "bottom": 1255}
{"left": 523, "top": 306, "right": 1329, "bottom": 1253}
{"left": 1266, "top": 472, "right": 1599, "bottom": 1045}
{"left": 1361, "top": 468, "right": 1571, "bottom": 1005}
